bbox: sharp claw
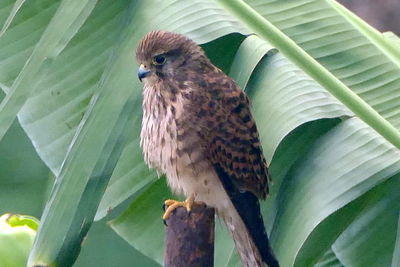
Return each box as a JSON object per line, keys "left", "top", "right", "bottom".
{"left": 164, "top": 199, "right": 175, "bottom": 206}
{"left": 163, "top": 219, "right": 168, "bottom": 226}
{"left": 162, "top": 197, "right": 195, "bottom": 221}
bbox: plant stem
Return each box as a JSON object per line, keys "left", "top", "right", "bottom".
{"left": 215, "top": 0, "right": 400, "bottom": 149}
{"left": 327, "top": 0, "right": 400, "bottom": 67}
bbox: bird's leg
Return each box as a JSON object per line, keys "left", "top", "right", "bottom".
{"left": 163, "top": 195, "right": 194, "bottom": 220}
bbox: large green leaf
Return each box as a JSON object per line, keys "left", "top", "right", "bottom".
{"left": 17, "top": 0, "right": 128, "bottom": 174}
{"left": 315, "top": 248, "right": 344, "bottom": 267}
{"left": 0, "top": 100, "right": 154, "bottom": 267}
{"left": 74, "top": 220, "right": 159, "bottom": 267}
{"left": 0, "top": 0, "right": 17, "bottom": 34}
{"left": 1, "top": 0, "right": 400, "bottom": 266}
{"left": 111, "top": 179, "right": 171, "bottom": 265}
{"left": 244, "top": 38, "right": 351, "bottom": 161}
{"left": 272, "top": 118, "right": 400, "bottom": 266}
{"left": 0, "top": 0, "right": 60, "bottom": 89}
{"left": 0, "top": 118, "right": 50, "bottom": 218}
{"left": 332, "top": 176, "right": 400, "bottom": 267}
{"left": 110, "top": 1, "right": 400, "bottom": 266}
{"left": 0, "top": 0, "right": 98, "bottom": 140}
{"left": 243, "top": 0, "right": 400, "bottom": 128}
{"left": 393, "top": 212, "right": 400, "bottom": 267}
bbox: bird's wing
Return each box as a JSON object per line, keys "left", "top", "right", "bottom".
{"left": 206, "top": 80, "right": 270, "bottom": 199}
{"left": 203, "top": 77, "right": 278, "bottom": 266}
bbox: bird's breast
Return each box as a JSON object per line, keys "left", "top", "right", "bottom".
{"left": 140, "top": 84, "right": 212, "bottom": 196}
{"left": 140, "top": 85, "right": 179, "bottom": 174}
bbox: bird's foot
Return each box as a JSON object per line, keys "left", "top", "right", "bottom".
{"left": 162, "top": 196, "right": 194, "bottom": 221}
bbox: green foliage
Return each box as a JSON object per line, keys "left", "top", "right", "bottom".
{"left": 0, "top": 214, "right": 38, "bottom": 267}
{"left": 0, "top": 102, "right": 157, "bottom": 267}
{"left": 0, "top": 0, "right": 399, "bottom": 266}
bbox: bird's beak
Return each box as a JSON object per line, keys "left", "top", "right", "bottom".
{"left": 138, "top": 64, "right": 151, "bottom": 82}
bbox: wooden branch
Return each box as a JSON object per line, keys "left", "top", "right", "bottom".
{"left": 164, "top": 203, "right": 215, "bottom": 267}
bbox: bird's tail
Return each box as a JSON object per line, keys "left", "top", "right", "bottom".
{"left": 215, "top": 167, "right": 279, "bottom": 267}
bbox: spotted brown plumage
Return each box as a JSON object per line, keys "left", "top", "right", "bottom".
{"left": 136, "top": 30, "right": 279, "bottom": 267}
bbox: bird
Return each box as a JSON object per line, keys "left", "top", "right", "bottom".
{"left": 136, "top": 30, "right": 279, "bottom": 267}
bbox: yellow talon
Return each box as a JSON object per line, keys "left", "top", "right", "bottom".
{"left": 163, "top": 196, "right": 194, "bottom": 220}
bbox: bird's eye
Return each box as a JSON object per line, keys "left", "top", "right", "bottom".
{"left": 152, "top": 55, "right": 166, "bottom": 65}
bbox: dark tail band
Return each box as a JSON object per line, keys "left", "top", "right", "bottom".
{"left": 214, "top": 164, "right": 279, "bottom": 267}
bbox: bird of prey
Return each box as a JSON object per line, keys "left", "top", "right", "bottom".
{"left": 136, "top": 30, "right": 279, "bottom": 267}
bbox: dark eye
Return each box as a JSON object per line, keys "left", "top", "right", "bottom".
{"left": 152, "top": 55, "right": 166, "bottom": 65}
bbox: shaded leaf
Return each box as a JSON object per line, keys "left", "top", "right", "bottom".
{"left": 272, "top": 118, "right": 400, "bottom": 266}
{"left": 1, "top": 1, "right": 399, "bottom": 266}
{"left": 392, "top": 211, "right": 400, "bottom": 267}
{"left": 332, "top": 176, "right": 400, "bottom": 267}
{"left": 314, "top": 248, "right": 344, "bottom": 267}
{"left": 111, "top": 179, "right": 171, "bottom": 265}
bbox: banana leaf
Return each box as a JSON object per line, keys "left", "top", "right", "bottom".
{"left": 0, "top": 0, "right": 399, "bottom": 266}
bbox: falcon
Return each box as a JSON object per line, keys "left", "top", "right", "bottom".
{"left": 136, "top": 30, "right": 279, "bottom": 267}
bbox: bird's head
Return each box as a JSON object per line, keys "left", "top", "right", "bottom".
{"left": 136, "top": 30, "right": 207, "bottom": 83}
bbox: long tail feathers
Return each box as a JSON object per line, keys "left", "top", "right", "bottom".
{"left": 215, "top": 165, "right": 279, "bottom": 267}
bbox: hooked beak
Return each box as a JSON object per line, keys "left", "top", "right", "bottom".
{"left": 138, "top": 64, "right": 151, "bottom": 82}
